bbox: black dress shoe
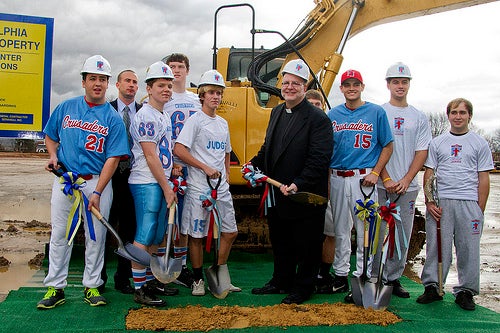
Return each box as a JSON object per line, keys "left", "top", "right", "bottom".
{"left": 281, "top": 293, "right": 310, "bottom": 305}
{"left": 251, "top": 283, "right": 287, "bottom": 295}
{"left": 115, "top": 283, "right": 135, "bottom": 294}
{"left": 388, "top": 279, "right": 410, "bottom": 298}
{"left": 416, "top": 285, "right": 443, "bottom": 304}
{"left": 455, "top": 290, "right": 475, "bottom": 311}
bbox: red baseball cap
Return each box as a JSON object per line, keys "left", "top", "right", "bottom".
{"left": 341, "top": 69, "right": 363, "bottom": 84}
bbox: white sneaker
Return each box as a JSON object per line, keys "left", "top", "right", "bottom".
{"left": 229, "top": 284, "right": 242, "bottom": 292}
{"left": 191, "top": 279, "right": 206, "bottom": 296}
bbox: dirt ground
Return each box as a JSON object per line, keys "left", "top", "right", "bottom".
{"left": 0, "top": 155, "right": 499, "bottom": 317}
{"left": 126, "top": 303, "right": 400, "bottom": 331}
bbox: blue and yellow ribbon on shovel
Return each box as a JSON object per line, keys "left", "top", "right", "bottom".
{"left": 354, "top": 198, "right": 382, "bottom": 256}
{"left": 56, "top": 171, "right": 95, "bottom": 245}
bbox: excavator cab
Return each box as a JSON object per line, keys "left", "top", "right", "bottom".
{"left": 217, "top": 47, "right": 284, "bottom": 107}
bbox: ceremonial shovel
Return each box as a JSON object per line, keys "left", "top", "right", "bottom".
{"left": 90, "top": 207, "right": 151, "bottom": 266}
{"left": 265, "top": 177, "right": 328, "bottom": 205}
{"left": 351, "top": 217, "right": 370, "bottom": 306}
{"left": 205, "top": 221, "right": 231, "bottom": 299}
{"left": 362, "top": 194, "right": 400, "bottom": 310}
{"left": 350, "top": 181, "right": 376, "bottom": 306}
{"left": 424, "top": 172, "right": 444, "bottom": 296}
{"left": 49, "top": 164, "right": 151, "bottom": 266}
{"left": 150, "top": 204, "right": 183, "bottom": 283}
{"left": 362, "top": 226, "right": 393, "bottom": 310}
{"left": 203, "top": 176, "right": 231, "bottom": 299}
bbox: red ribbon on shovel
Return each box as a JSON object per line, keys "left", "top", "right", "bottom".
{"left": 379, "top": 195, "right": 403, "bottom": 259}
{"left": 380, "top": 201, "right": 397, "bottom": 259}
{"left": 169, "top": 176, "right": 187, "bottom": 241}
{"left": 241, "top": 162, "right": 273, "bottom": 216}
{"left": 200, "top": 175, "right": 221, "bottom": 252}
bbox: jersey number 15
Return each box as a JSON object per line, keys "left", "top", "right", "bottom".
{"left": 353, "top": 133, "right": 372, "bottom": 149}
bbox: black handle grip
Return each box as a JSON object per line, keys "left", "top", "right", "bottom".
{"left": 206, "top": 174, "right": 222, "bottom": 190}
{"left": 359, "top": 179, "right": 375, "bottom": 200}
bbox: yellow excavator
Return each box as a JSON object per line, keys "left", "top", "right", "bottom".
{"left": 202, "top": 0, "right": 497, "bottom": 248}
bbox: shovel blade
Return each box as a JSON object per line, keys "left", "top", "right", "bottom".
{"left": 362, "top": 278, "right": 377, "bottom": 309}
{"left": 150, "top": 255, "right": 183, "bottom": 284}
{"left": 372, "top": 285, "right": 393, "bottom": 311}
{"left": 289, "top": 192, "right": 328, "bottom": 205}
{"left": 205, "top": 263, "right": 231, "bottom": 299}
{"left": 362, "top": 280, "right": 393, "bottom": 310}
{"left": 115, "top": 243, "right": 151, "bottom": 266}
{"left": 350, "top": 276, "right": 364, "bottom": 306}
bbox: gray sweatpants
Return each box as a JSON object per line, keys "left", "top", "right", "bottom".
{"left": 420, "top": 199, "right": 483, "bottom": 295}
{"left": 372, "top": 189, "right": 418, "bottom": 282}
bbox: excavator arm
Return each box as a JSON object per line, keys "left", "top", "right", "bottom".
{"left": 261, "top": 0, "right": 498, "bottom": 106}
{"left": 212, "top": 0, "right": 497, "bottom": 185}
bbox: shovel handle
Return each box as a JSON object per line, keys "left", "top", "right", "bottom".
{"left": 168, "top": 203, "right": 176, "bottom": 225}
{"left": 213, "top": 220, "right": 219, "bottom": 240}
{"left": 359, "top": 179, "right": 375, "bottom": 200}
{"left": 48, "top": 163, "right": 66, "bottom": 177}
{"left": 90, "top": 206, "right": 103, "bottom": 220}
{"left": 436, "top": 217, "right": 444, "bottom": 296}
{"left": 206, "top": 174, "right": 222, "bottom": 190}
{"left": 362, "top": 219, "right": 370, "bottom": 281}
{"left": 89, "top": 206, "right": 124, "bottom": 248}
{"left": 266, "top": 177, "right": 297, "bottom": 194}
{"left": 266, "top": 177, "right": 282, "bottom": 188}
{"left": 211, "top": 219, "right": 220, "bottom": 266}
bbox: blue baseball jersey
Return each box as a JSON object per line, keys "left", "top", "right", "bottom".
{"left": 328, "top": 101, "right": 393, "bottom": 169}
{"left": 44, "top": 96, "right": 129, "bottom": 175}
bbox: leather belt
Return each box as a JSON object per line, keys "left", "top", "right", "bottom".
{"left": 80, "top": 174, "right": 94, "bottom": 180}
{"left": 331, "top": 168, "right": 367, "bottom": 177}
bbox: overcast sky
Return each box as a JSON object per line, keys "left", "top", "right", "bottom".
{"left": 2, "top": 0, "right": 500, "bottom": 134}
